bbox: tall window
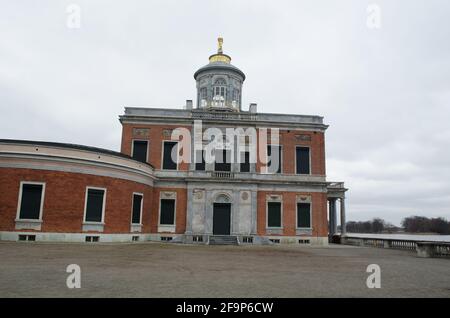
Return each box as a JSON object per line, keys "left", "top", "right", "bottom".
{"left": 160, "top": 199, "right": 175, "bottom": 225}
{"left": 296, "top": 146, "right": 310, "bottom": 174}
{"left": 131, "top": 193, "right": 143, "bottom": 224}
{"left": 17, "top": 182, "right": 45, "bottom": 220}
{"left": 240, "top": 151, "right": 250, "bottom": 172}
{"left": 297, "top": 202, "right": 311, "bottom": 228}
{"left": 213, "top": 79, "right": 227, "bottom": 98}
{"left": 215, "top": 149, "right": 231, "bottom": 172}
{"left": 200, "top": 87, "right": 207, "bottom": 100}
{"left": 267, "top": 202, "right": 282, "bottom": 228}
{"left": 162, "top": 141, "right": 178, "bottom": 170}
{"left": 195, "top": 150, "right": 205, "bottom": 171}
{"left": 132, "top": 140, "right": 148, "bottom": 163}
{"left": 232, "top": 89, "right": 240, "bottom": 103}
{"left": 267, "top": 145, "right": 282, "bottom": 174}
{"left": 84, "top": 188, "right": 106, "bottom": 223}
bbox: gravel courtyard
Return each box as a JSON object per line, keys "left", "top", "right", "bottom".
{"left": 0, "top": 241, "right": 449, "bottom": 297}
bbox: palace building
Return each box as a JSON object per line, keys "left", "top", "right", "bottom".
{"left": 0, "top": 39, "right": 347, "bottom": 245}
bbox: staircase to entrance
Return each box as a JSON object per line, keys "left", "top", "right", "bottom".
{"left": 209, "top": 235, "right": 239, "bottom": 245}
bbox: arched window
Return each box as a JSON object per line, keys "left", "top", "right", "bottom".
{"left": 213, "top": 79, "right": 227, "bottom": 98}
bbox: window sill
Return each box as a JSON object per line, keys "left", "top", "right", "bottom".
{"left": 82, "top": 222, "right": 104, "bottom": 232}
{"left": 266, "top": 228, "right": 283, "bottom": 235}
{"left": 158, "top": 224, "right": 176, "bottom": 233}
{"left": 296, "top": 228, "right": 313, "bottom": 235}
{"left": 131, "top": 224, "right": 142, "bottom": 233}
{"left": 15, "top": 219, "right": 42, "bottom": 230}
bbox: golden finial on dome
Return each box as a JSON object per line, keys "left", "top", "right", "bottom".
{"left": 209, "top": 36, "right": 231, "bottom": 63}
{"left": 218, "top": 37, "right": 223, "bottom": 54}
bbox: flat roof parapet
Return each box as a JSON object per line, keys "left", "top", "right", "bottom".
{"left": 121, "top": 107, "right": 326, "bottom": 128}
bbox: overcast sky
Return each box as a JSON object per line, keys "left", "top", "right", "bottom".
{"left": 1, "top": 1, "right": 449, "bottom": 225}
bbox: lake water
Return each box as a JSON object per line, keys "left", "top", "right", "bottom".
{"left": 345, "top": 233, "right": 450, "bottom": 242}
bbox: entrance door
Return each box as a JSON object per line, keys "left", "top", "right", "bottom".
{"left": 213, "top": 203, "right": 231, "bottom": 235}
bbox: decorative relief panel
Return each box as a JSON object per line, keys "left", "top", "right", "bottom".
{"left": 193, "top": 189, "right": 205, "bottom": 201}
{"left": 296, "top": 195, "right": 311, "bottom": 203}
{"left": 241, "top": 191, "right": 249, "bottom": 201}
{"left": 295, "top": 134, "right": 311, "bottom": 141}
{"left": 214, "top": 193, "right": 231, "bottom": 203}
{"left": 133, "top": 128, "right": 150, "bottom": 137}
{"left": 266, "top": 194, "right": 282, "bottom": 201}
{"left": 163, "top": 129, "right": 173, "bottom": 137}
{"left": 161, "top": 191, "right": 176, "bottom": 199}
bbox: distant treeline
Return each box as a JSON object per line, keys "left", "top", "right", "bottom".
{"left": 401, "top": 216, "right": 450, "bottom": 234}
{"left": 345, "top": 216, "right": 450, "bottom": 235}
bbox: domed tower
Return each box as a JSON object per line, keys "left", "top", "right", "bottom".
{"left": 194, "top": 37, "right": 246, "bottom": 111}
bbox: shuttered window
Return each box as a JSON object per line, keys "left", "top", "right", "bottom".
{"left": 296, "top": 147, "right": 310, "bottom": 175}
{"left": 195, "top": 150, "right": 205, "bottom": 171}
{"left": 215, "top": 149, "right": 231, "bottom": 172}
{"left": 267, "top": 145, "right": 282, "bottom": 174}
{"left": 85, "top": 189, "right": 105, "bottom": 223}
{"left": 267, "top": 202, "right": 282, "bottom": 228}
{"left": 240, "top": 151, "right": 250, "bottom": 172}
{"left": 297, "top": 203, "right": 311, "bottom": 228}
{"left": 160, "top": 199, "right": 175, "bottom": 225}
{"left": 132, "top": 194, "right": 143, "bottom": 224}
{"left": 162, "top": 141, "right": 178, "bottom": 170}
{"left": 132, "top": 140, "right": 148, "bottom": 163}
{"left": 18, "top": 183, "right": 44, "bottom": 220}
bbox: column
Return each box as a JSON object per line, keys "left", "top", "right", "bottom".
{"left": 250, "top": 190, "right": 257, "bottom": 235}
{"left": 328, "top": 198, "right": 337, "bottom": 236}
{"left": 340, "top": 197, "right": 346, "bottom": 236}
{"left": 185, "top": 187, "right": 194, "bottom": 234}
{"left": 231, "top": 190, "right": 240, "bottom": 235}
{"left": 205, "top": 191, "right": 213, "bottom": 234}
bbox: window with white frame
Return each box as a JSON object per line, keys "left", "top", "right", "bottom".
{"left": 132, "top": 140, "right": 148, "bottom": 163}
{"left": 296, "top": 146, "right": 310, "bottom": 175}
{"left": 267, "top": 201, "right": 282, "bottom": 228}
{"left": 131, "top": 193, "right": 143, "bottom": 224}
{"left": 162, "top": 141, "right": 178, "bottom": 170}
{"left": 213, "top": 79, "right": 227, "bottom": 98}
{"left": 200, "top": 87, "right": 207, "bottom": 100}
{"left": 84, "top": 188, "right": 106, "bottom": 223}
{"left": 297, "top": 202, "right": 311, "bottom": 228}
{"left": 267, "top": 145, "right": 282, "bottom": 174}
{"left": 214, "top": 149, "right": 231, "bottom": 172}
{"left": 232, "top": 89, "right": 240, "bottom": 103}
{"left": 240, "top": 151, "right": 250, "bottom": 172}
{"left": 159, "top": 199, "right": 175, "bottom": 225}
{"left": 17, "top": 182, "right": 45, "bottom": 220}
{"left": 195, "top": 149, "right": 205, "bottom": 171}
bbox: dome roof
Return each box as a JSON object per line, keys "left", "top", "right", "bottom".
{"left": 193, "top": 37, "right": 245, "bottom": 80}
{"left": 194, "top": 61, "right": 246, "bottom": 80}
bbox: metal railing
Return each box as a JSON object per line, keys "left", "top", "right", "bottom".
{"left": 327, "top": 182, "right": 345, "bottom": 189}
{"left": 191, "top": 111, "right": 257, "bottom": 121}
{"left": 211, "top": 171, "right": 234, "bottom": 179}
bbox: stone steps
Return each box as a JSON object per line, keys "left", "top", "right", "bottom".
{"left": 209, "top": 235, "right": 239, "bottom": 245}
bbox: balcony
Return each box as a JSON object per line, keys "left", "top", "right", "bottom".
{"left": 211, "top": 171, "right": 234, "bottom": 179}
{"left": 191, "top": 110, "right": 256, "bottom": 121}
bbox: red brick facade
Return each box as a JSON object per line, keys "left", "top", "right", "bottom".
{"left": 0, "top": 168, "right": 153, "bottom": 234}
{"left": 120, "top": 124, "right": 190, "bottom": 171}
{"left": 256, "top": 191, "right": 328, "bottom": 237}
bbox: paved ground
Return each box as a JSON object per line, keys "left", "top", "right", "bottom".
{"left": 0, "top": 241, "right": 449, "bottom": 297}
